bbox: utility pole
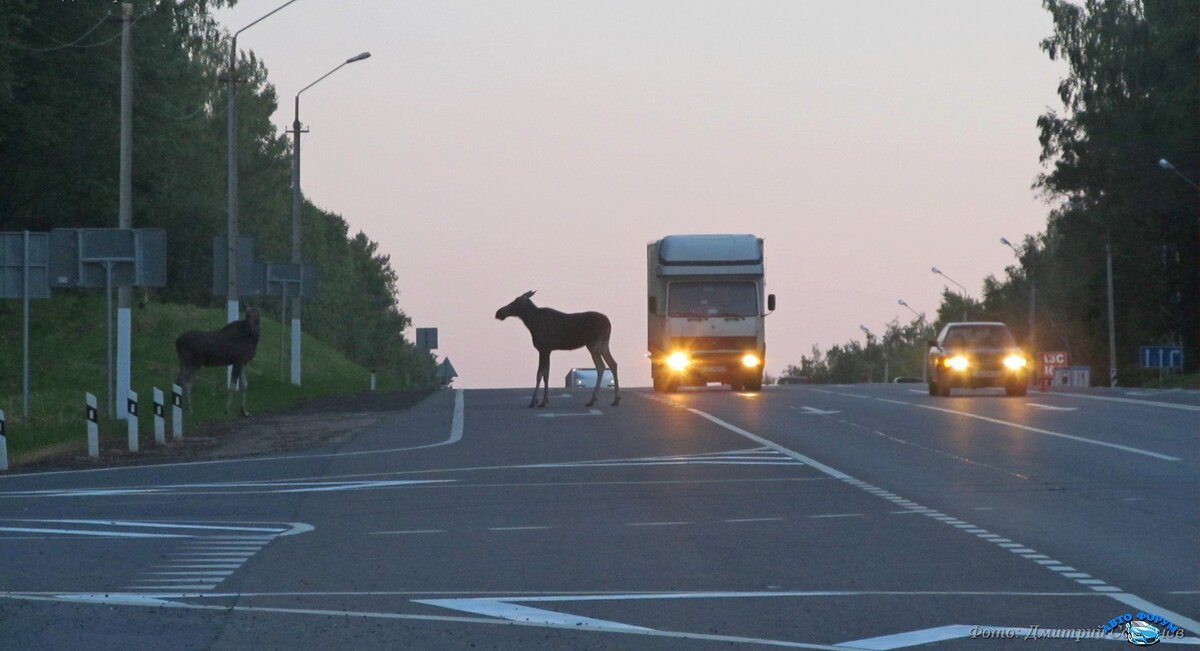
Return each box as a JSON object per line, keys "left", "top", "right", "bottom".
{"left": 1105, "top": 239, "right": 1117, "bottom": 387}
{"left": 116, "top": 2, "right": 134, "bottom": 419}
{"left": 289, "top": 97, "right": 306, "bottom": 385}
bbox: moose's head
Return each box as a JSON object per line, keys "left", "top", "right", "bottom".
{"left": 495, "top": 291, "right": 536, "bottom": 321}
{"left": 245, "top": 307, "right": 262, "bottom": 339}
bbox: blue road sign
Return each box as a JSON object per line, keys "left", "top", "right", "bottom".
{"left": 1139, "top": 346, "right": 1183, "bottom": 369}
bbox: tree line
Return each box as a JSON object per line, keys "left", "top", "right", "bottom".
{"left": 789, "top": 0, "right": 1197, "bottom": 385}
{"left": 0, "top": 1, "right": 434, "bottom": 386}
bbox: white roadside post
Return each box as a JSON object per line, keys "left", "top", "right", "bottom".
{"left": 153, "top": 387, "right": 165, "bottom": 445}
{"left": 0, "top": 409, "right": 8, "bottom": 471}
{"left": 370, "top": 370, "right": 376, "bottom": 391}
{"left": 86, "top": 392, "right": 99, "bottom": 458}
{"left": 126, "top": 391, "right": 139, "bottom": 452}
{"left": 171, "top": 384, "right": 183, "bottom": 440}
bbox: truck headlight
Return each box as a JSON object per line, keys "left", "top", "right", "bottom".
{"left": 1003, "top": 354, "right": 1027, "bottom": 370}
{"left": 666, "top": 351, "right": 690, "bottom": 372}
{"left": 741, "top": 354, "right": 761, "bottom": 368}
{"left": 944, "top": 355, "right": 968, "bottom": 371}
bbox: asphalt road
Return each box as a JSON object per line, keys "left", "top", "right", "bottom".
{"left": 0, "top": 383, "right": 1196, "bottom": 649}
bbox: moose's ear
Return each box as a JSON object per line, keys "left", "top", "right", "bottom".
{"left": 522, "top": 290, "right": 536, "bottom": 298}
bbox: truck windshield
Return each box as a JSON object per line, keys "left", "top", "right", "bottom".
{"left": 668, "top": 282, "right": 758, "bottom": 317}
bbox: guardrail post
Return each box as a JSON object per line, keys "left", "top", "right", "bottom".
{"left": 153, "top": 387, "right": 165, "bottom": 445}
{"left": 126, "top": 391, "right": 139, "bottom": 452}
{"left": 0, "top": 409, "right": 8, "bottom": 471}
{"left": 171, "top": 384, "right": 183, "bottom": 440}
{"left": 86, "top": 392, "right": 99, "bottom": 458}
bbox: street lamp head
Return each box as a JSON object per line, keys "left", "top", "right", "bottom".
{"left": 898, "top": 299, "right": 908, "bottom": 307}
{"left": 931, "top": 267, "right": 941, "bottom": 275}
{"left": 1000, "top": 237, "right": 1011, "bottom": 246}
{"left": 346, "top": 52, "right": 372, "bottom": 64}
{"left": 1158, "top": 158, "right": 1174, "bottom": 171}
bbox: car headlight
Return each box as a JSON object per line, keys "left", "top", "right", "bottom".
{"left": 666, "top": 351, "right": 690, "bottom": 372}
{"left": 1003, "top": 354, "right": 1027, "bottom": 370}
{"left": 944, "top": 355, "right": 969, "bottom": 371}
{"left": 741, "top": 354, "right": 761, "bottom": 368}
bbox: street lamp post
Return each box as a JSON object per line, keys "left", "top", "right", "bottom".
{"left": 899, "top": 299, "right": 927, "bottom": 382}
{"left": 860, "top": 324, "right": 887, "bottom": 383}
{"left": 1158, "top": 158, "right": 1200, "bottom": 190}
{"left": 1001, "top": 237, "right": 1036, "bottom": 385}
{"left": 288, "top": 51, "right": 371, "bottom": 386}
{"left": 226, "top": 0, "right": 301, "bottom": 338}
{"left": 931, "top": 267, "right": 969, "bottom": 321}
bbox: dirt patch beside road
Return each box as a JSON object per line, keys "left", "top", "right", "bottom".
{"left": 13, "top": 389, "right": 436, "bottom": 472}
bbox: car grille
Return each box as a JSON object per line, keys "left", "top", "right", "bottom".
{"left": 671, "top": 336, "right": 757, "bottom": 352}
{"left": 972, "top": 353, "right": 1005, "bottom": 371}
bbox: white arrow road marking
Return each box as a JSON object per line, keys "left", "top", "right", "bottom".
{"left": 791, "top": 406, "right": 842, "bottom": 415}
{"left": 536, "top": 409, "right": 603, "bottom": 418}
{"left": 0, "top": 526, "right": 189, "bottom": 539}
{"left": 415, "top": 598, "right": 651, "bottom": 632}
{"left": 1025, "top": 403, "right": 1078, "bottom": 411}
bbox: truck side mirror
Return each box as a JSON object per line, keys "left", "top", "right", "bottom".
{"left": 648, "top": 296, "right": 657, "bottom": 314}
{"left": 767, "top": 294, "right": 776, "bottom": 312}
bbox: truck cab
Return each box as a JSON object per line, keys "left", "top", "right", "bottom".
{"left": 647, "top": 234, "right": 775, "bottom": 392}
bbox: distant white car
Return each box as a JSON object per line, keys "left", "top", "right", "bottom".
{"left": 565, "top": 368, "right": 615, "bottom": 388}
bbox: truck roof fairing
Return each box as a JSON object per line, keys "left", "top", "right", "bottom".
{"left": 654, "top": 234, "right": 764, "bottom": 277}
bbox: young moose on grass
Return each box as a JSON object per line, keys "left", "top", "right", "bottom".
{"left": 495, "top": 291, "right": 620, "bottom": 408}
{"left": 175, "top": 308, "right": 261, "bottom": 416}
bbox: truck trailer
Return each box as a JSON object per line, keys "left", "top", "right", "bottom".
{"left": 647, "top": 234, "right": 775, "bottom": 392}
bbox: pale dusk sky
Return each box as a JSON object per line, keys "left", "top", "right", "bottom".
{"left": 213, "top": 1, "right": 1066, "bottom": 388}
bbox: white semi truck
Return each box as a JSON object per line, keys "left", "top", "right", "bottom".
{"left": 647, "top": 234, "right": 775, "bottom": 392}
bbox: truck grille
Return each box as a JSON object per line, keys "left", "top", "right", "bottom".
{"left": 671, "top": 336, "right": 757, "bottom": 352}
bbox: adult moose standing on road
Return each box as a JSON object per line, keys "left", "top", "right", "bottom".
{"left": 175, "top": 308, "right": 261, "bottom": 416}
{"left": 496, "top": 291, "right": 620, "bottom": 408}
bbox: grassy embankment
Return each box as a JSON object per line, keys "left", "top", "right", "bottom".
{"left": 0, "top": 295, "right": 400, "bottom": 462}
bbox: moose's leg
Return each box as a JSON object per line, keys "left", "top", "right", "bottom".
{"left": 601, "top": 346, "right": 620, "bottom": 406}
{"left": 538, "top": 351, "right": 551, "bottom": 408}
{"left": 226, "top": 363, "right": 241, "bottom": 414}
{"left": 585, "top": 346, "right": 604, "bottom": 407}
{"left": 239, "top": 366, "right": 250, "bottom": 417}
{"left": 529, "top": 352, "right": 547, "bottom": 407}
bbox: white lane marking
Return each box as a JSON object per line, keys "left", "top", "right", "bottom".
{"left": 724, "top": 517, "right": 783, "bottom": 523}
{"left": 415, "top": 598, "right": 651, "bottom": 632}
{"left": 1025, "top": 403, "right": 1078, "bottom": 411}
{"left": 1048, "top": 392, "right": 1200, "bottom": 411}
{"left": 0, "top": 389, "right": 468, "bottom": 480}
{"left": 626, "top": 521, "right": 690, "bottom": 527}
{"left": 651, "top": 395, "right": 1200, "bottom": 636}
{"left": 832, "top": 625, "right": 1200, "bottom": 649}
{"left": 808, "top": 514, "right": 863, "bottom": 519}
{"left": 134, "top": 578, "right": 224, "bottom": 584}
{"left": 0, "top": 593, "right": 844, "bottom": 650}
{"left": 149, "top": 572, "right": 233, "bottom": 576}
{"left": 792, "top": 406, "right": 842, "bottom": 415}
{"left": 0, "top": 526, "right": 188, "bottom": 539}
{"left": 274, "top": 480, "right": 454, "bottom": 493}
{"left": 906, "top": 389, "right": 927, "bottom": 394}
{"left": 536, "top": 409, "right": 603, "bottom": 418}
{"left": 17, "top": 520, "right": 287, "bottom": 533}
{"left": 837, "top": 624, "right": 976, "bottom": 649}
{"left": 487, "top": 526, "right": 551, "bottom": 531}
{"left": 123, "top": 585, "right": 218, "bottom": 591}
{"left": 369, "top": 530, "right": 446, "bottom": 535}
{"left": 911, "top": 402, "right": 1180, "bottom": 461}
{"left": 153, "top": 564, "right": 241, "bottom": 569}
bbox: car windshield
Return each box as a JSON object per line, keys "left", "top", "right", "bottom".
{"left": 943, "top": 325, "right": 1016, "bottom": 348}
{"left": 668, "top": 282, "right": 758, "bottom": 317}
